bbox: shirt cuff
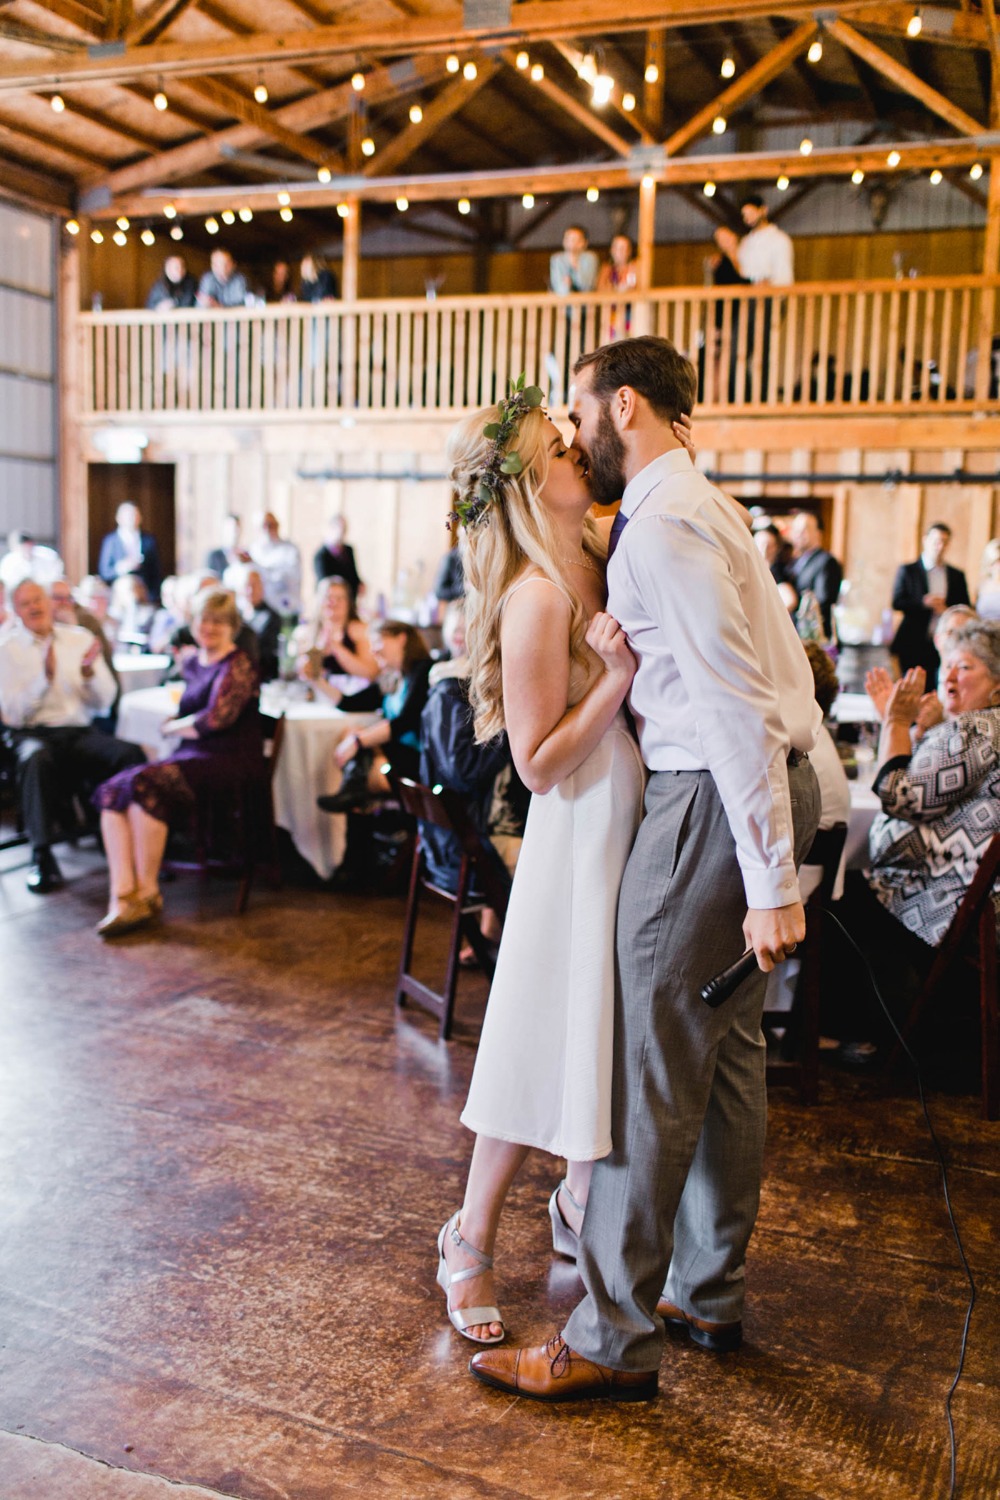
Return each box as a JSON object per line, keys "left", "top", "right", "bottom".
{"left": 742, "top": 863, "right": 801, "bottom": 910}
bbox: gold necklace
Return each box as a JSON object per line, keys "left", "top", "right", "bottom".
{"left": 563, "top": 551, "right": 601, "bottom": 575}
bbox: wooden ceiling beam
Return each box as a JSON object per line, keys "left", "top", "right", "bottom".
{"left": 36, "top": 0, "right": 106, "bottom": 33}
{"left": 0, "top": 111, "right": 111, "bottom": 168}
{"left": 664, "top": 19, "right": 818, "bottom": 155}
{"left": 824, "top": 18, "right": 986, "bottom": 135}
{"left": 0, "top": 0, "right": 860, "bottom": 93}
{"left": 365, "top": 57, "right": 498, "bottom": 177}
{"left": 125, "top": 0, "right": 201, "bottom": 46}
{"left": 55, "top": 93, "right": 163, "bottom": 148}
{"left": 500, "top": 48, "right": 634, "bottom": 156}
{"left": 184, "top": 75, "right": 342, "bottom": 169}
{"left": 103, "top": 0, "right": 135, "bottom": 41}
{"left": 550, "top": 39, "right": 656, "bottom": 144}
{"left": 0, "top": 17, "right": 87, "bottom": 50}
{"left": 99, "top": 134, "right": 999, "bottom": 218}
{"left": 0, "top": 152, "right": 74, "bottom": 212}
{"left": 818, "top": 5, "right": 988, "bottom": 51}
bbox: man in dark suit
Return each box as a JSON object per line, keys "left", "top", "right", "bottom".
{"left": 313, "top": 515, "right": 362, "bottom": 599}
{"left": 788, "top": 511, "right": 843, "bottom": 640}
{"left": 891, "top": 522, "right": 971, "bottom": 683}
{"left": 97, "top": 503, "right": 162, "bottom": 602}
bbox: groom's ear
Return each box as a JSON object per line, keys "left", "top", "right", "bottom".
{"left": 614, "top": 384, "right": 638, "bottom": 429}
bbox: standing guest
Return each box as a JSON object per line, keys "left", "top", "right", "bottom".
{"left": 92, "top": 589, "right": 263, "bottom": 937}
{"left": 753, "top": 522, "right": 798, "bottom": 613}
{"left": 0, "top": 580, "right": 144, "bottom": 893}
{"left": 978, "top": 538, "right": 1000, "bottom": 620}
{"left": 206, "top": 513, "right": 250, "bottom": 578}
{"left": 787, "top": 510, "right": 843, "bottom": 641}
{"left": 0, "top": 530, "right": 65, "bottom": 592}
{"left": 230, "top": 565, "right": 282, "bottom": 683}
{"left": 249, "top": 511, "right": 302, "bottom": 617}
{"left": 145, "top": 254, "right": 198, "bottom": 311}
{"left": 735, "top": 194, "right": 794, "bottom": 286}
{"left": 266, "top": 260, "right": 296, "bottom": 304}
{"left": 549, "top": 225, "right": 599, "bottom": 296}
{"left": 97, "top": 502, "right": 162, "bottom": 602}
{"left": 891, "top": 522, "right": 971, "bottom": 684}
{"left": 597, "top": 234, "right": 638, "bottom": 340}
{"left": 313, "top": 515, "right": 361, "bottom": 597}
{"left": 299, "top": 254, "right": 338, "bottom": 302}
{"left": 297, "top": 575, "right": 379, "bottom": 710}
{"left": 468, "top": 336, "right": 820, "bottom": 1402}
{"left": 196, "top": 248, "right": 248, "bottom": 309}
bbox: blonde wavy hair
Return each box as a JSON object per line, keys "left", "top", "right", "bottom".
{"left": 447, "top": 402, "right": 606, "bottom": 743}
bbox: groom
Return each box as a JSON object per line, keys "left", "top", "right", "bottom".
{"left": 470, "top": 336, "right": 822, "bottom": 1401}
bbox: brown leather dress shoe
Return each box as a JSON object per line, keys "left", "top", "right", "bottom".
{"left": 469, "top": 1332, "right": 657, "bottom": 1403}
{"left": 656, "top": 1298, "right": 742, "bottom": 1353}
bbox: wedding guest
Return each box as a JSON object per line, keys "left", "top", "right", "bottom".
{"left": 206, "top": 513, "right": 250, "bottom": 578}
{"left": 297, "top": 575, "right": 379, "bottom": 710}
{"left": 597, "top": 233, "right": 638, "bottom": 339}
{"left": 891, "top": 522, "right": 971, "bottom": 684}
{"left": 787, "top": 511, "right": 842, "bottom": 640}
{"left": 97, "top": 502, "right": 162, "bottom": 601}
{"left": 266, "top": 260, "right": 296, "bottom": 304}
{"left": 299, "top": 254, "right": 338, "bottom": 302}
{"left": 146, "top": 254, "right": 197, "bottom": 311}
{"left": 108, "top": 575, "right": 155, "bottom": 646}
{"left": 148, "top": 576, "right": 184, "bottom": 655}
{"left": 249, "top": 511, "right": 301, "bottom": 617}
{"left": 49, "top": 577, "right": 120, "bottom": 724}
{"left": 0, "top": 530, "right": 65, "bottom": 591}
{"left": 313, "top": 515, "right": 361, "bottom": 597}
{"left": 196, "top": 248, "right": 248, "bottom": 308}
{"left": 976, "top": 538, "right": 1000, "bottom": 621}
{"left": 93, "top": 588, "right": 263, "bottom": 937}
{"left": 75, "top": 576, "right": 114, "bottom": 643}
{"left": 549, "top": 224, "right": 599, "bottom": 295}
{"left": 231, "top": 565, "right": 281, "bottom": 683}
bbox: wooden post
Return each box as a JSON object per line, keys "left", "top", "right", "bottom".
{"left": 58, "top": 237, "right": 88, "bottom": 581}
{"left": 342, "top": 193, "right": 360, "bottom": 301}
{"left": 973, "top": 164, "right": 1000, "bottom": 403}
{"left": 634, "top": 173, "right": 657, "bottom": 335}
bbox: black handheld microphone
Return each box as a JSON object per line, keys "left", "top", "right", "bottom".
{"left": 700, "top": 948, "right": 759, "bottom": 1008}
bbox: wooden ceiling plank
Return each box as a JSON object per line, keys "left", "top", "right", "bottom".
{"left": 185, "top": 74, "right": 341, "bottom": 168}
{"left": 103, "top": 0, "right": 135, "bottom": 41}
{"left": 365, "top": 57, "right": 498, "bottom": 177}
{"left": 664, "top": 19, "right": 818, "bottom": 155}
{"left": 125, "top": 0, "right": 200, "bottom": 46}
{"left": 825, "top": 19, "right": 985, "bottom": 135}
{"left": 0, "top": 110, "right": 110, "bottom": 166}
{"left": 500, "top": 48, "right": 633, "bottom": 156}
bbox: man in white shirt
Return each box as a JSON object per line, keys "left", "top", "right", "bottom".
{"left": 470, "top": 336, "right": 821, "bottom": 1403}
{"left": 0, "top": 580, "right": 144, "bottom": 893}
{"left": 737, "top": 194, "right": 794, "bottom": 287}
{"left": 249, "top": 511, "right": 302, "bottom": 618}
{"left": 0, "top": 530, "right": 65, "bottom": 592}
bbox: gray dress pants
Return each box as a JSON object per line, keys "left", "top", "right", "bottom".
{"left": 563, "top": 757, "right": 820, "bottom": 1372}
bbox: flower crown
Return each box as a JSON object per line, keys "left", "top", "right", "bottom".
{"left": 449, "top": 374, "right": 545, "bottom": 529}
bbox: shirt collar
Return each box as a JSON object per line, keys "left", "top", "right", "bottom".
{"left": 921, "top": 552, "right": 942, "bottom": 572}
{"left": 619, "top": 448, "right": 694, "bottom": 521}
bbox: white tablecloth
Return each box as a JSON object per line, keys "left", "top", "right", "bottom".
{"left": 831, "top": 692, "right": 880, "bottom": 725}
{"left": 113, "top": 653, "right": 172, "bottom": 694}
{"left": 116, "top": 682, "right": 379, "bottom": 879}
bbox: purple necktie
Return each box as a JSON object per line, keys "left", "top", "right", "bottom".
{"left": 607, "top": 507, "right": 628, "bottom": 560}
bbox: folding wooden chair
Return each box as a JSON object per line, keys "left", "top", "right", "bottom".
{"left": 884, "top": 831, "right": 1000, "bottom": 1120}
{"left": 763, "top": 821, "right": 847, "bottom": 1105}
{"left": 391, "top": 775, "right": 511, "bottom": 1040}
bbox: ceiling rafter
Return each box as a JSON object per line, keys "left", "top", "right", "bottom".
{"left": 499, "top": 46, "right": 634, "bottom": 156}
{"left": 125, "top": 0, "right": 200, "bottom": 45}
{"left": 364, "top": 57, "right": 498, "bottom": 178}
{"left": 824, "top": 18, "right": 986, "bottom": 134}
{"left": 0, "top": 108, "right": 111, "bottom": 166}
{"left": 103, "top": 0, "right": 134, "bottom": 41}
{"left": 184, "top": 75, "right": 342, "bottom": 170}
{"left": 550, "top": 39, "right": 657, "bottom": 144}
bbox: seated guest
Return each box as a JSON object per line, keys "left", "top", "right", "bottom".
{"left": 169, "top": 573, "right": 260, "bottom": 673}
{"left": 313, "top": 515, "right": 361, "bottom": 598}
{"left": 867, "top": 603, "right": 979, "bottom": 744}
{"left": 228, "top": 564, "right": 281, "bottom": 682}
{"left": 75, "top": 575, "right": 114, "bottom": 642}
{"left": 0, "top": 530, "right": 65, "bottom": 591}
{"left": 98, "top": 502, "right": 162, "bottom": 602}
{"left": 977, "top": 538, "right": 1000, "bottom": 621}
{"left": 146, "top": 254, "right": 197, "bottom": 311}
{"left": 148, "top": 576, "right": 184, "bottom": 655}
{"left": 49, "top": 577, "right": 120, "bottom": 723}
{"left": 297, "top": 576, "right": 380, "bottom": 710}
{"left": 206, "top": 513, "right": 250, "bottom": 578}
{"left": 318, "top": 620, "right": 431, "bottom": 811}
{"left": 109, "top": 574, "right": 155, "bottom": 647}
{"left": 0, "top": 580, "right": 144, "bottom": 893}
{"left": 93, "top": 589, "right": 263, "bottom": 937}
{"left": 832, "top": 620, "right": 1000, "bottom": 1056}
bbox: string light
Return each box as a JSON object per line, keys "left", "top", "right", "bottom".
{"left": 592, "top": 74, "right": 614, "bottom": 107}
{"left": 140, "top": 228, "right": 155, "bottom": 245}
{"left": 530, "top": 62, "right": 544, "bottom": 81}
{"left": 65, "top": 219, "right": 80, "bottom": 235}
{"left": 800, "top": 137, "right": 813, "bottom": 155}
{"left": 887, "top": 149, "right": 901, "bottom": 167}
{"left": 164, "top": 204, "right": 177, "bottom": 219}
{"left": 522, "top": 192, "right": 534, "bottom": 209}
{"left": 90, "top": 228, "right": 104, "bottom": 243}
{"left": 277, "top": 191, "right": 291, "bottom": 206}
{"left": 641, "top": 174, "right": 655, "bottom": 189}
{"left": 644, "top": 62, "right": 659, "bottom": 84}
{"left": 929, "top": 168, "right": 943, "bottom": 185}
{"left": 169, "top": 224, "right": 183, "bottom": 240}
{"left": 703, "top": 181, "right": 716, "bottom": 198}
{"left": 776, "top": 174, "right": 790, "bottom": 190}
{"left": 116, "top": 216, "right": 130, "bottom": 230}
{"left": 720, "top": 56, "right": 735, "bottom": 79}
{"left": 279, "top": 206, "right": 293, "bottom": 222}
{"left": 852, "top": 168, "right": 865, "bottom": 185}
{"left": 351, "top": 72, "right": 365, "bottom": 91}
{"left": 712, "top": 116, "right": 726, "bottom": 135}
{"left": 409, "top": 104, "right": 423, "bottom": 123}
{"left": 808, "top": 40, "right": 823, "bottom": 63}
{"left": 457, "top": 197, "right": 471, "bottom": 214}
{"left": 361, "top": 136, "right": 375, "bottom": 156}
{"left": 446, "top": 55, "right": 460, "bottom": 73}
{"left": 970, "top": 162, "right": 983, "bottom": 180}
{"left": 337, "top": 202, "right": 349, "bottom": 217}
{"left": 586, "top": 186, "right": 600, "bottom": 203}
{"left": 205, "top": 216, "right": 219, "bottom": 234}
{"left": 463, "top": 61, "right": 477, "bottom": 80}
{"left": 238, "top": 207, "right": 253, "bottom": 221}
{"left": 622, "top": 92, "right": 636, "bottom": 112}
{"left": 221, "top": 209, "right": 235, "bottom": 224}
{"left": 113, "top": 230, "right": 127, "bottom": 246}
{"left": 515, "top": 51, "right": 529, "bottom": 70}
{"left": 317, "top": 165, "right": 332, "bottom": 183}
{"left": 51, "top": 94, "right": 65, "bottom": 113}
{"left": 254, "top": 78, "right": 268, "bottom": 104}
{"left": 396, "top": 196, "right": 409, "bottom": 211}
{"left": 906, "top": 8, "right": 922, "bottom": 37}
{"left": 153, "top": 89, "right": 168, "bottom": 111}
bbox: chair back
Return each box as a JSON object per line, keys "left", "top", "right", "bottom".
{"left": 392, "top": 775, "right": 510, "bottom": 919}
{"left": 934, "top": 831, "right": 1000, "bottom": 964}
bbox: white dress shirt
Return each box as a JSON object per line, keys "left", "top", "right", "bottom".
{"left": 0, "top": 544, "right": 65, "bottom": 591}
{"left": 737, "top": 222, "right": 794, "bottom": 286}
{"left": 249, "top": 537, "right": 302, "bottom": 617}
{"left": 608, "top": 449, "right": 821, "bottom": 909}
{"left": 0, "top": 620, "right": 116, "bottom": 728}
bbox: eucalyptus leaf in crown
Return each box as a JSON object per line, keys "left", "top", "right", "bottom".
{"left": 450, "top": 373, "right": 545, "bottom": 529}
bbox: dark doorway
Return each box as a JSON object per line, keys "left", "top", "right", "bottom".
{"left": 87, "top": 463, "right": 176, "bottom": 582}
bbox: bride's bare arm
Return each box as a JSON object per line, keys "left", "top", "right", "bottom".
{"left": 501, "top": 581, "right": 635, "bottom": 795}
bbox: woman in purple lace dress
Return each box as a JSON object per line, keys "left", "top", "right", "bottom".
{"left": 94, "top": 588, "right": 263, "bottom": 937}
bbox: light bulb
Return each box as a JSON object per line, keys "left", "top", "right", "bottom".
{"left": 800, "top": 137, "right": 813, "bottom": 155}
{"left": 712, "top": 116, "right": 726, "bottom": 135}
{"left": 337, "top": 202, "right": 349, "bottom": 218}
{"left": 622, "top": 92, "right": 635, "bottom": 112}
{"left": 906, "top": 9, "right": 922, "bottom": 37}
{"left": 446, "top": 55, "right": 460, "bottom": 73}
{"left": 641, "top": 174, "right": 655, "bottom": 189}
{"left": 153, "top": 90, "right": 168, "bottom": 111}
{"left": 317, "top": 165, "right": 332, "bottom": 183}
{"left": 703, "top": 181, "right": 716, "bottom": 198}
{"left": 530, "top": 62, "right": 544, "bottom": 82}
{"left": 113, "top": 230, "right": 127, "bottom": 245}
{"left": 409, "top": 104, "right": 423, "bottom": 123}
{"left": 351, "top": 72, "right": 365, "bottom": 91}
{"left": 90, "top": 228, "right": 104, "bottom": 243}
{"left": 396, "top": 196, "right": 409, "bottom": 211}
{"left": 116, "top": 216, "right": 130, "bottom": 230}
{"left": 51, "top": 94, "right": 65, "bottom": 113}
{"left": 169, "top": 225, "right": 183, "bottom": 240}
{"left": 458, "top": 197, "right": 471, "bottom": 214}
{"left": 65, "top": 218, "right": 80, "bottom": 235}
{"left": 592, "top": 74, "right": 614, "bottom": 107}
{"left": 644, "top": 63, "right": 659, "bottom": 84}
{"left": 929, "top": 168, "right": 943, "bottom": 185}
{"left": 239, "top": 207, "right": 253, "bottom": 222}
{"left": 720, "top": 56, "right": 735, "bottom": 79}
{"left": 852, "top": 168, "right": 865, "bottom": 185}
{"left": 254, "top": 82, "right": 268, "bottom": 104}
{"left": 277, "top": 191, "right": 290, "bottom": 206}
{"left": 970, "top": 162, "right": 983, "bottom": 180}
{"left": 515, "top": 51, "right": 529, "bottom": 71}
{"left": 205, "top": 217, "right": 219, "bottom": 234}
{"left": 776, "top": 175, "right": 789, "bottom": 191}
{"left": 463, "top": 61, "right": 477, "bottom": 80}
{"left": 164, "top": 204, "right": 177, "bottom": 219}
{"left": 221, "top": 209, "right": 235, "bottom": 224}
{"left": 586, "top": 186, "right": 599, "bottom": 203}
{"left": 141, "top": 228, "right": 155, "bottom": 245}
{"left": 361, "top": 136, "right": 375, "bottom": 156}
{"left": 522, "top": 193, "right": 534, "bottom": 208}
{"left": 279, "top": 206, "right": 293, "bottom": 222}
{"left": 887, "top": 150, "right": 901, "bottom": 168}
{"left": 807, "top": 40, "right": 823, "bottom": 63}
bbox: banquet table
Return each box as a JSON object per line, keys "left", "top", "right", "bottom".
{"left": 830, "top": 691, "right": 881, "bottom": 726}
{"left": 115, "top": 682, "right": 379, "bottom": 878}
{"left": 113, "top": 652, "right": 172, "bottom": 694}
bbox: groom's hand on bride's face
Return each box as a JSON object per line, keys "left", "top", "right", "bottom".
{"left": 743, "top": 902, "right": 806, "bottom": 973}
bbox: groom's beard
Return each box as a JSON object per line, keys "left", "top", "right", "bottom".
{"left": 584, "top": 403, "right": 628, "bottom": 507}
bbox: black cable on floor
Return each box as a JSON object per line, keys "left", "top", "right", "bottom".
{"left": 824, "top": 907, "right": 977, "bottom": 1500}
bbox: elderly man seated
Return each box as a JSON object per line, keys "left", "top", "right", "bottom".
{"left": 0, "top": 580, "right": 144, "bottom": 892}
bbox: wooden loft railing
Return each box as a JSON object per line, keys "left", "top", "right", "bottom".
{"left": 77, "top": 276, "right": 1000, "bottom": 421}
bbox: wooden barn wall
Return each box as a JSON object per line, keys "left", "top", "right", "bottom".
{"left": 72, "top": 414, "right": 1000, "bottom": 627}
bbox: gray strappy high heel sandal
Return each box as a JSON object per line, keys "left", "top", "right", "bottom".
{"left": 548, "top": 1179, "right": 585, "bottom": 1260}
{"left": 436, "top": 1212, "right": 505, "bottom": 1345}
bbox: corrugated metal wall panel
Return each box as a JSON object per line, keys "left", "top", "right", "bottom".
{"left": 0, "top": 201, "right": 54, "bottom": 295}
{"left": 0, "top": 373, "right": 54, "bottom": 459}
{"left": 0, "top": 287, "right": 54, "bottom": 379}
{"left": 0, "top": 457, "right": 57, "bottom": 541}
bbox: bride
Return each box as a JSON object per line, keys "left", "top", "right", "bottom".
{"left": 436, "top": 382, "right": 645, "bottom": 1343}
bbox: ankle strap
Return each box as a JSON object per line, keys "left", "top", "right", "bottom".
{"left": 448, "top": 1214, "right": 493, "bottom": 1272}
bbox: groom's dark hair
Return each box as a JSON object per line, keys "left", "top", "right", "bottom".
{"left": 574, "top": 336, "right": 697, "bottom": 424}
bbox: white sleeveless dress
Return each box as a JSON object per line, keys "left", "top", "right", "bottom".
{"left": 460, "top": 577, "right": 646, "bottom": 1162}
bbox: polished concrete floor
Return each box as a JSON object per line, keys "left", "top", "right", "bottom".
{"left": 1, "top": 839, "right": 997, "bottom": 1500}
